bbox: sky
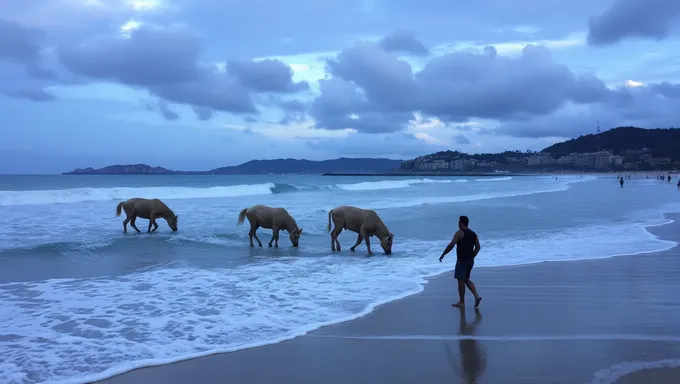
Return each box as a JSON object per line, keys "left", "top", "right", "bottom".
{"left": 1, "top": 0, "right": 680, "bottom": 173}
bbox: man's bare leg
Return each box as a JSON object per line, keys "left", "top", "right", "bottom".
{"left": 452, "top": 279, "right": 466, "bottom": 307}
{"left": 465, "top": 279, "right": 482, "bottom": 307}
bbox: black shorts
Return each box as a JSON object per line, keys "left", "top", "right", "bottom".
{"left": 454, "top": 259, "right": 474, "bottom": 280}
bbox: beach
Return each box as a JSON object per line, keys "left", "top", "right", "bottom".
{"left": 98, "top": 213, "right": 680, "bottom": 384}
{"left": 1, "top": 174, "right": 679, "bottom": 383}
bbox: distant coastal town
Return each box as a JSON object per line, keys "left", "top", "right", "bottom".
{"left": 399, "top": 148, "right": 678, "bottom": 174}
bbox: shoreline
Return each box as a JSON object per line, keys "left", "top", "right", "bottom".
{"left": 88, "top": 211, "right": 680, "bottom": 384}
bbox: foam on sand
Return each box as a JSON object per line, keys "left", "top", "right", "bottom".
{"left": 589, "top": 359, "right": 680, "bottom": 384}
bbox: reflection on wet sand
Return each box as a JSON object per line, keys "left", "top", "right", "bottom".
{"left": 446, "top": 307, "right": 487, "bottom": 383}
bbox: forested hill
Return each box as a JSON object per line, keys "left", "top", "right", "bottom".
{"left": 541, "top": 127, "right": 680, "bottom": 160}
{"left": 210, "top": 157, "right": 402, "bottom": 174}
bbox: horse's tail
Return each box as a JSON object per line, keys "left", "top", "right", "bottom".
{"left": 115, "top": 201, "right": 124, "bottom": 217}
{"left": 237, "top": 208, "right": 248, "bottom": 225}
{"left": 327, "top": 209, "right": 333, "bottom": 232}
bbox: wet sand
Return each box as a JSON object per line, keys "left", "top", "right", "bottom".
{"left": 98, "top": 213, "right": 680, "bottom": 384}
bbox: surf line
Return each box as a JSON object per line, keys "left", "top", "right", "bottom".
{"left": 588, "top": 358, "right": 680, "bottom": 384}
{"left": 310, "top": 334, "right": 680, "bottom": 342}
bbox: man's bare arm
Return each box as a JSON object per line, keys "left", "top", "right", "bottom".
{"left": 472, "top": 236, "right": 481, "bottom": 258}
{"left": 439, "top": 230, "right": 462, "bottom": 262}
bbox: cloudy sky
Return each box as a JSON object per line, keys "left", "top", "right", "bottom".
{"left": 1, "top": 0, "right": 679, "bottom": 173}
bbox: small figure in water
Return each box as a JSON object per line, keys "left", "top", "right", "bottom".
{"left": 668, "top": 175, "right": 672, "bottom": 183}
{"left": 619, "top": 177, "right": 624, "bottom": 188}
{"left": 677, "top": 179, "right": 680, "bottom": 190}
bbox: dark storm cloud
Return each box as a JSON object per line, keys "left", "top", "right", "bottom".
{"left": 0, "top": 19, "right": 45, "bottom": 63}
{"left": 227, "top": 59, "right": 309, "bottom": 93}
{"left": 455, "top": 134, "right": 471, "bottom": 145}
{"left": 306, "top": 132, "right": 442, "bottom": 158}
{"left": 0, "top": 19, "right": 57, "bottom": 82}
{"left": 55, "top": 25, "right": 307, "bottom": 118}
{"left": 587, "top": 0, "right": 680, "bottom": 46}
{"left": 3, "top": 88, "right": 56, "bottom": 102}
{"left": 192, "top": 106, "right": 214, "bottom": 121}
{"left": 378, "top": 31, "right": 429, "bottom": 56}
{"left": 310, "top": 77, "right": 414, "bottom": 133}
{"left": 158, "top": 100, "right": 179, "bottom": 120}
{"left": 496, "top": 82, "right": 680, "bottom": 139}
{"left": 310, "top": 40, "right": 614, "bottom": 134}
{"left": 57, "top": 27, "right": 201, "bottom": 86}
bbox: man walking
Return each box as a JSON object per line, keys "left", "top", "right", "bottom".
{"left": 439, "top": 216, "right": 482, "bottom": 308}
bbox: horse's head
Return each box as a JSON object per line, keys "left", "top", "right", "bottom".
{"left": 289, "top": 228, "right": 303, "bottom": 247}
{"left": 168, "top": 214, "right": 179, "bottom": 232}
{"left": 380, "top": 233, "right": 394, "bottom": 255}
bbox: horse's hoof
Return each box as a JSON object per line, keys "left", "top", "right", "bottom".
{"left": 258, "top": 244, "right": 263, "bottom": 248}
{"left": 350, "top": 248, "right": 355, "bottom": 252}
{"left": 250, "top": 244, "right": 254, "bottom": 247}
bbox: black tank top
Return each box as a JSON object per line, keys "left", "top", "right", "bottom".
{"left": 456, "top": 228, "right": 477, "bottom": 260}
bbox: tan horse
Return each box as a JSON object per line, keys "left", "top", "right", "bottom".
{"left": 115, "top": 198, "right": 178, "bottom": 233}
{"left": 237, "top": 204, "right": 303, "bottom": 247}
{"left": 327, "top": 205, "right": 393, "bottom": 255}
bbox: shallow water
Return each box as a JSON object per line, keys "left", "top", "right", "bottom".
{"left": 0, "top": 174, "right": 678, "bottom": 384}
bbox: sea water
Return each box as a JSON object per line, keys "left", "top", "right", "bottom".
{"left": 0, "top": 174, "right": 679, "bottom": 384}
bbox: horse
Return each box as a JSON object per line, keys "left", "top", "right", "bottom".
{"left": 327, "top": 205, "right": 393, "bottom": 255}
{"left": 237, "top": 204, "right": 303, "bottom": 247}
{"left": 115, "top": 198, "right": 178, "bottom": 233}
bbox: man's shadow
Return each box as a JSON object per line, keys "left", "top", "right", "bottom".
{"left": 445, "top": 307, "right": 488, "bottom": 384}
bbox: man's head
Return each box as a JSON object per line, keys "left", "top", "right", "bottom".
{"left": 458, "top": 215, "right": 469, "bottom": 230}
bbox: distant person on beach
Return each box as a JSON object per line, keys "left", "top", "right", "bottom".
{"left": 668, "top": 175, "right": 672, "bottom": 183}
{"left": 619, "top": 178, "right": 624, "bottom": 188}
{"left": 677, "top": 179, "right": 679, "bottom": 190}
{"left": 439, "top": 215, "right": 482, "bottom": 308}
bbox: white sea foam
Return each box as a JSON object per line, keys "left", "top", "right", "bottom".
{"left": 336, "top": 178, "right": 452, "bottom": 191}
{"left": 0, "top": 211, "right": 676, "bottom": 384}
{"left": 589, "top": 359, "right": 680, "bottom": 384}
{"left": 475, "top": 176, "right": 512, "bottom": 182}
{"left": 366, "top": 176, "right": 591, "bottom": 210}
{"left": 0, "top": 183, "right": 278, "bottom": 206}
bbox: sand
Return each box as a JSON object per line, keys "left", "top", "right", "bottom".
{"left": 97, "top": 214, "right": 680, "bottom": 384}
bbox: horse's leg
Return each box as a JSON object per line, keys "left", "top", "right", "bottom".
{"left": 130, "top": 216, "right": 141, "bottom": 233}
{"left": 274, "top": 228, "right": 280, "bottom": 248}
{"left": 147, "top": 214, "right": 155, "bottom": 233}
{"left": 350, "top": 232, "right": 364, "bottom": 252}
{"left": 268, "top": 227, "right": 279, "bottom": 248}
{"left": 362, "top": 228, "right": 373, "bottom": 255}
{"left": 331, "top": 227, "right": 342, "bottom": 252}
{"left": 152, "top": 218, "right": 159, "bottom": 232}
{"left": 123, "top": 216, "right": 130, "bottom": 234}
{"left": 249, "top": 223, "right": 262, "bottom": 247}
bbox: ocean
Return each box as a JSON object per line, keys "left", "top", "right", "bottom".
{"left": 0, "top": 174, "right": 679, "bottom": 384}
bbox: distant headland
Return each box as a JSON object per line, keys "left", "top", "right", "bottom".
{"left": 63, "top": 158, "right": 404, "bottom": 175}
{"left": 64, "top": 127, "right": 680, "bottom": 176}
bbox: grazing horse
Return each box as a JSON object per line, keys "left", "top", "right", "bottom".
{"left": 115, "top": 198, "right": 178, "bottom": 233}
{"left": 327, "top": 205, "right": 393, "bottom": 255}
{"left": 237, "top": 204, "right": 303, "bottom": 247}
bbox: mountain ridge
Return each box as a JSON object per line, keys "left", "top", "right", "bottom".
{"left": 63, "top": 158, "right": 403, "bottom": 175}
